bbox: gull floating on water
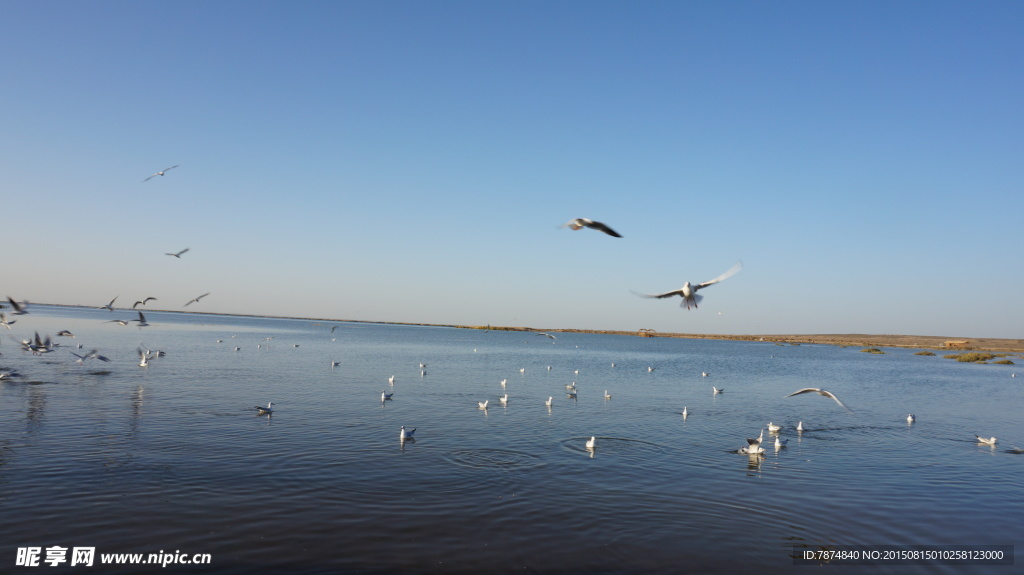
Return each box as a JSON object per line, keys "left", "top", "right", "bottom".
{"left": 388, "top": 375, "right": 395, "bottom": 385}
{"left": 775, "top": 436, "right": 788, "bottom": 449}
{"left": 254, "top": 402, "right": 273, "bottom": 415}
{"left": 632, "top": 261, "right": 742, "bottom": 310}
{"left": 767, "top": 422, "right": 782, "bottom": 433}
{"left": 499, "top": 393, "right": 509, "bottom": 406}
{"left": 702, "top": 371, "right": 708, "bottom": 377}
{"left": 907, "top": 414, "right": 916, "bottom": 423}
{"left": 478, "top": 400, "right": 489, "bottom": 409}
{"left": 739, "top": 434, "right": 765, "bottom": 455}
{"left": 713, "top": 386, "right": 723, "bottom": 395}
{"left": 381, "top": 391, "right": 393, "bottom": 401}
{"left": 682, "top": 407, "right": 688, "bottom": 418}
{"left": 184, "top": 292, "right": 210, "bottom": 307}
{"left": 785, "top": 387, "right": 852, "bottom": 412}
{"left": 145, "top": 165, "right": 180, "bottom": 181}
{"left": 545, "top": 396, "right": 553, "bottom": 407}
{"left": 975, "top": 435, "right": 997, "bottom": 445}
{"left": 400, "top": 426, "right": 416, "bottom": 441}
{"left": 585, "top": 436, "right": 597, "bottom": 449}
{"left": 604, "top": 390, "right": 612, "bottom": 400}
{"left": 164, "top": 247, "right": 189, "bottom": 258}
{"left": 797, "top": 421, "right": 804, "bottom": 432}
{"left": 561, "top": 218, "right": 622, "bottom": 238}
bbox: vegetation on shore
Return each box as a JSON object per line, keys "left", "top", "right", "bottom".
{"left": 942, "top": 352, "right": 1015, "bottom": 364}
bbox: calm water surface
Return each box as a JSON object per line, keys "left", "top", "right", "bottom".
{"left": 1, "top": 305, "right": 1020, "bottom": 573}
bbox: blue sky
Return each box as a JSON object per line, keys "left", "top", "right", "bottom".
{"left": 3, "top": 1, "right": 1021, "bottom": 337}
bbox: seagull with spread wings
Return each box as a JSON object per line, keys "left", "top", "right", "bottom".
{"left": 785, "top": 387, "right": 853, "bottom": 412}
{"left": 633, "top": 261, "right": 742, "bottom": 310}
{"left": 165, "top": 248, "right": 190, "bottom": 258}
{"left": 144, "top": 165, "right": 179, "bottom": 182}
{"left": 560, "top": 218, "right": 622, "bottom": 238}
{"left": 185, "top": 292, "right": 210, "bottom": 307}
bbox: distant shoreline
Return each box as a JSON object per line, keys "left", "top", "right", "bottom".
{"left": 31, "top": 302, "right": 1024, "bottom": 353}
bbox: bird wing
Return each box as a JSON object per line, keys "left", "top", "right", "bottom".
{"left": 821, "top": 390, "right": 852, "bottom": 411}
{"left": 785, "top": 388, "right": 820, "bottom": 398}
{"left": 631, "top": 289, "right": 684, "bottom": 299}
{"left": 696, "top": 260, "right": 743, "bottom": 290}
{"left": 584, "top": 220, "right": 622, "bottom": 237}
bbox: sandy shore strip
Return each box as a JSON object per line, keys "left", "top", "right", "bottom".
{"left": 464, "top": 326, "right": 1024, "bottom": 353}
{"left": 32, "top": 303, "right": 1024, "bottom": 353}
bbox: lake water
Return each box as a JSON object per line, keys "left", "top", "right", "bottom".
{"left": 1, "top": 305, "right": 1020, "bottom": 573}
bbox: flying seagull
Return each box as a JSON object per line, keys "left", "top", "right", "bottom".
{"left": 133, "top": 311, "right": 150, "bottom": 327}
{"left": 560, "top": 218, "right": 622, "bottom": 238}
{"left": 144, "top": 165, "right": 179, "bottom": 182}
{"left": 165, "top": 248, "right": 190, "bottom": 258}
{"left": 185, "top": 292, "right": 210, "bottom": 307}
{"left": 0, "top": 313, "right": 15, "bottom": 329}
{"left": 71, "top": 349, "right": 110, "bottom": 365}
{"left": 633, "top": 261, "right": 742, "bottom": 310}
{"left": 785, "top": 387, "right": 852, "bottom": 412}
{"left": 99, "top": 296, "right": 118, "bottom": 311}
{"left": 133, "top": 297, "right": 157, "bottom": 309}
{"left": 6, "top": 296, "right": 29, "bottom": 315}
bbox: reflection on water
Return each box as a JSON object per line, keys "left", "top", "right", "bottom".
{"left": 0, "top": 305, "right": 1021, "bottom": 574}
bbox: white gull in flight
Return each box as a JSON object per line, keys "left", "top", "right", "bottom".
{"left": 632, "top": 261, "right": 742, "bottom": 310}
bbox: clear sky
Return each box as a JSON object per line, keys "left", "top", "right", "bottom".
{"left": 3, "top": 1, "right": 1021, "bottom": 338}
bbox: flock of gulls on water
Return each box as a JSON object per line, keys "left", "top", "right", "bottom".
{"left": 2, "top": 184, "right": 1017, "bottom": 454}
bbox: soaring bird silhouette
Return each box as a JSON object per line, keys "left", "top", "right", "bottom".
{"left": 560, "top": 218, "right": 622, "bottom": 238}
{"left": 144, "top": 165, "right": 179, "bottom": 181}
